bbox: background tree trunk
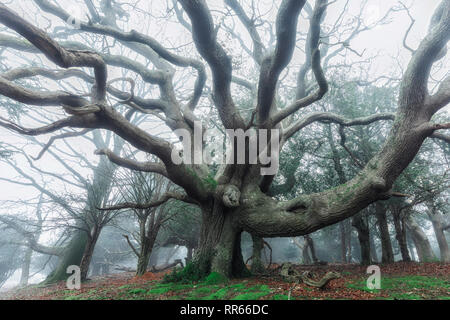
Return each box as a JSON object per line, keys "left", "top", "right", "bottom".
{"left": 302, "top": 242, "right": 312, "bottom": 264}
{"left": 250, "top": 234, "right": 265, "bottom": 274}
{"left": 406, "top": 216, "right": 436, "bottom": 262}
{"left": 427, "top": 208, "right": 450, "bottom": 262}
{"left": 407, "top": 233, "right": 417, "bottom": 261}
{"left": 149, "top": 248, "right": 159, "bottom": 268}
{"left": 185, "top": 246, "right": 194, "bottom": 264}
{"left": 19, "top": 247, "right": 33, "bottom": 286}
{"left": 375, "top": 203, "right": 394, "bottom": 263}
{"left": 340, "top": 221, "right": 348, "bottom": 263}
{"left": 352, "top": 212, "right": 371, "bottom": 265}
{"left": 392, "top": 207, "right": 411, "bottom": 262}
{"left": 44, "top": 230, "right": 88, "bottom": 284}
{"left": 80, "top": 227, "right": 101, "bottom": 281}
{"left": 369, "top": 231, "right": 379, "bottom": 263}
{"left": 305, "top": 235, "right": 318, "bottom": 264}
{"left": 136, "top": 250, "right": 151, "bottom": 276}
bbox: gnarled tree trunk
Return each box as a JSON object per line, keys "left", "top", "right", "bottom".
{"left": 192, "top": 203, "right": 249, "bottom": 278}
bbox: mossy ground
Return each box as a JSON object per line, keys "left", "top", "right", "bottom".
{"left": 346, "top": 275, "right": 450, "bottom": 300}
{"left": 1, "top": 262, "right": 448, "bottom": 300}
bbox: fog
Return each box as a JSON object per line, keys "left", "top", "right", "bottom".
{"left": 0, "top": 0, "right": 448, "bottom": 299}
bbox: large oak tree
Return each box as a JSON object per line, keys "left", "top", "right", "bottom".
{"left": 0, "top": 0, "right": 449, "bottom": 278}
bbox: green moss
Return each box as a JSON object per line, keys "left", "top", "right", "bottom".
{"left": 118, "top": 284, "right": 133, "bottom": 289}
{"left": 388, "top": 293, "right": 422, "bottom": 300}
{"left": 232, "top": 291, "right": 270, "bottom": 300}
{"left": 147, "top": 283, "right": 193, "bottom": 295}
{"left": 186, "top": 285, "right": 219, "bottom": 299}
{"left": 228, "top": 283, "right": 247, "bottom": 291}
{"left": 272, "top": 294, "right": 290, "bottom": 300}
{"left": 64, "top": 295, "right": 82, "bottom": 300}
{"left": 163, "top": 262, "right": 208, "bottom": 283}
{"left": 203, "top": 288, "right": 230, "bottom": 300}
{"left": 128, "top": 288, "right": 147, "bottom": 295}
{"left": 204, "top": 272, "right": 229, "bottom": 285}
{"left": 346, "top": 275, "right": 449, "bottom": 299}
{"left": 231, "top": 284, "right": 271, "bottom": 300}
{"left": 147, "top": 287, "right": 172, "bottom": 295}
{"left": 202, "top": 175, "right": 218, "bottom": 190}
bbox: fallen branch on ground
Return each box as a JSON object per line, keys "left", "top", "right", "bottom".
{"left": 280, "top": 263, "right": 340, "bottom": 289}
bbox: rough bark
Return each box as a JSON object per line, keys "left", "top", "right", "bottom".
{"left": 190, "top": 203, "right": 249, "bottom": 278}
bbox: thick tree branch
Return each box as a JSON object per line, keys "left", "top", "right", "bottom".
{"left": 399, "top": 1, "right": 450, "bottom": 114}
{"left": 425, "top": 75, "right": 450, "bottom": 113}
{"left": 0, "top": 4, "right": 107, "bottom": 101}
{"left": 178, "top": 0, "right": 245, "bottom": 129}
{"left": 270, "top": 0, "right": 328, "bottom": 125}
{"left": 256, "top": 0, "right": 307, "bottom": 123}
{"left": 0, "top": 115, "right": 88, "bottom": 136}
{"left": 34, "top": 0, "right": 206, "bottom": 110}
{"left": 0, "top": 75, "right": 90, "bottom": 108}
{"left": 431, "top": 132, "right": 450, "bottom": 144}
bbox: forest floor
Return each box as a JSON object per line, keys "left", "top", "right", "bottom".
{"left": 1, "top": 262, "right": 449, "bottom": 300}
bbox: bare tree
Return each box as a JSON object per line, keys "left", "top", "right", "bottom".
{"left": 114, "top": 170, "right": 177, "bottom": 276}
{"left": 0, "top": 130, "right": 123, "bottom": 282}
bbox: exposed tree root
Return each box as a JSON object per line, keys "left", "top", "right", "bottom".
{"left": 280, "top": 263, "right": 341, "bottom": 289}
